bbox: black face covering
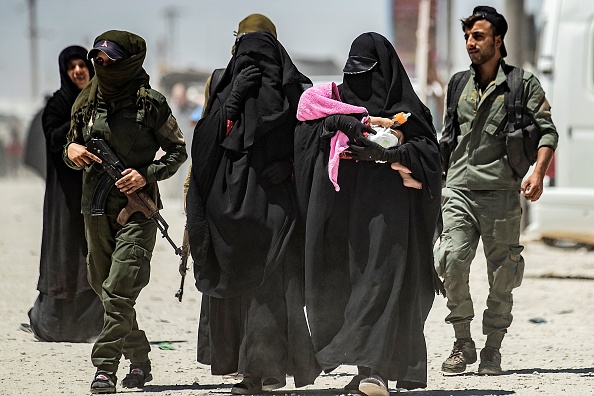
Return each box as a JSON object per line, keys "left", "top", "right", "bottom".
{"left": 343, "top": 55, "right": 378, "bottom": 74}
{"left": 340, "top": 32, "right": 437, "bottom": 143}
{"left": 218, "top": 31, "right": 311, "bottom": 151}
{"left": 91, "top": 30, "right": 149, "bottom": 102}
{"left": 71, "top": 30, "right": 151, "bottom": 134}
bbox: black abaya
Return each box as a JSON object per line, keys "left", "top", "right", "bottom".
{"left": 294, "top": 32, "right": 442, "bottom": 389}
{"left": 29, "top": 46, "right": 103, "bottom": 342}
{"left": 187, "top": 31, "right": 319, "bottom": 386}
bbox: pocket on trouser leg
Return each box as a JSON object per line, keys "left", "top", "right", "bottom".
{"left": 86, "top": 254, "right": 103, "bottom": 297}
{"left": 104, "top": 243, "right": 152, "bottom": 298}
{"left": 434, "top": 234, "right": 474, "bottom": 278}
{"left": 434, "top": 233, "right": 462, "bottom": 278}
{"left": 493, "top": 244, "right": 525, "bottom": 293}
{"left": 434, "top": 236, "right": 449, "bottom": 278}
{"left": 508, "top": 244, "right": 525, "bottom": 288}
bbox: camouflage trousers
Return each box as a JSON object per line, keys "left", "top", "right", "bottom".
{"left": 434, "top": 188, "right": 525, "bottom": 345}
{"left": 84, "top": 213, "right": 156, "bottom": 373}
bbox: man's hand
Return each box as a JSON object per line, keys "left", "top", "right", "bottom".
{"left": 521, "top": 172, "right": 544, "bottom": 202}
{"left": 67, "top": 143, "right": 102, "bottom": 167}
{"left": 522, "top": 146, "right": 555, "bottom": 202}
{"left": 115, "top": 168, "right": 146, "bottom": 195}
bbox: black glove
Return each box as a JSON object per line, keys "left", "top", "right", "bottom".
{"left": 261, "top": 160, "right": 293, "bottom": 184}
{"left": 226, "top": 65, "right": 262, "bottom": 121}
{"left": 348, "top": 138, "right": 402, "bottom": 163}
{"left": 323, "top": 114, "right": 376, "bottom": 142}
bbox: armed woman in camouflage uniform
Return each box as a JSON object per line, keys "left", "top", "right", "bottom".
{"left": 64, "top": 30, "right": 187, "bottom": 394}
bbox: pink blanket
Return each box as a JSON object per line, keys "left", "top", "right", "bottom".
{"left": 297, "top": 82, "right": 368, "bottom": 191}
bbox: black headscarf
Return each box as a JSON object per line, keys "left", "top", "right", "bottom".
{"left": 340, "top": 32, "right": 437, "bottom": 145}
{"left": 56, "top": 45, "right": 94, "bottom": 105}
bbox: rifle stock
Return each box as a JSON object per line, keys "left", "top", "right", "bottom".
{"left": 116, "top": 190, "right": 158, "bottom": 226}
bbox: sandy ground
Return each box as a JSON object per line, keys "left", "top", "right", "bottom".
{"left": 1, "top": 173, "right": 593, "bottom": 396}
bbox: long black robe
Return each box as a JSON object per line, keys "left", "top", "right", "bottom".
{"left": 187, "top": 32, "right": 319, "bottom": 386}
{"left": 28, "top": 46, "right": 103, "bottom": 342}
{"left": 23, "top": 102, "right": 48, "bottom": 179}
{"left": 294, "top": 32, "right": 442, "bottom": 389}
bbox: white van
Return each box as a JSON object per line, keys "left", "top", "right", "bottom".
{"left": 526, "top": 0, "right": 594, "bottom": 245}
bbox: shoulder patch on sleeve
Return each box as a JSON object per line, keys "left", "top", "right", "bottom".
{"left": 162, "top": 113, "right": 185, "bottom": 144}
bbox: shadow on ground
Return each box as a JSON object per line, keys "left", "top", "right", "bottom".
{"left": 141, "top": 384, "right": 516, "bottom": 396}
{"left": 505, "top": 367, "right": 594, "bottom": 376}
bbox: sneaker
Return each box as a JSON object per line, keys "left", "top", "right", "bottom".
{"left": 121, "top": 361, "right": 152, "bottom": 388}
{"left": 90, "top": 370, "right": 116, "bottom": 394}
{"left": 478, "top": 347, "right": 502, "bottom": 375}
{"left": 441, "top": 338, "right": 477, "bottom": 373}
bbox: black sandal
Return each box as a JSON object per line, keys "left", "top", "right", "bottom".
{"left": 262, "top": 376, "right": 286, "bottom": 391}
{"left": 121, "top": 361, "right": 152, "bottom": 388}
{"left": 90, "top": 370, "right": 116, "bottom": 394}
{"left": 231, "top": 376, "right": 263, "bottom": 395}
{"left": 344, "top": 374, "right": 367, "bottom": 394}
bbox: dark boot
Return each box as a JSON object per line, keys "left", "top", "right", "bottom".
{"left": 441, "top": 338, "right": 477, "bottom": 373}
{"left": 478, "top": 346, "right": 502, "bottom": 375}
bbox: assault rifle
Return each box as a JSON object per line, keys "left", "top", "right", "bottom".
{"left": 86, "top": 138, "right": 188, "bottom": 301}
{"left": 175, "top": 225, "right": 191, "bottom": 302}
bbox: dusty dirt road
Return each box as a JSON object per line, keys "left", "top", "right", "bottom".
{"left": 1, "top": 174, "right": 593, "bottom": 395}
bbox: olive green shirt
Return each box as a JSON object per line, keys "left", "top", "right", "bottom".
{"left": 64, "top": 89, "right": 187, "bottom": 215}
{"left": 444, "top": 62, "right": 558, "bottom": 191}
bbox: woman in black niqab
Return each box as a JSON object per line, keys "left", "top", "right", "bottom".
{"left": 341, "top": 32, "right": 438, "bottom": 144}
{"left": 26, "top": 45, "right": 104, "bottom": 342}
{"left": 187, "top": 25, "right": 319, "bottom": 391}
{"left": 295, "top": 32, "right": 442, "bottom": 392}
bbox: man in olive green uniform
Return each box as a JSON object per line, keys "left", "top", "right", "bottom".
{"left": 435, "top": 6, "right": 558, "bottom": 376}
{"left": 64, "top": 30, "right": 186, "bottom": 394}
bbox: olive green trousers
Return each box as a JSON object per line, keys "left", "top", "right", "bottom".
{"left": 84, "top": 213, "right": 156, "bottom": 372}
{"left": 434, "top": 188, "right": 525, "bottom": 348}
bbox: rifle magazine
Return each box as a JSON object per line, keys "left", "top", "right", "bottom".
{"left": 90, "top": 173, "right": 114, "bottom": 215}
